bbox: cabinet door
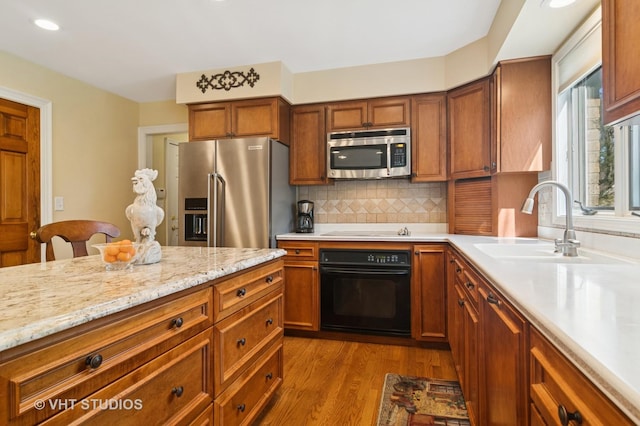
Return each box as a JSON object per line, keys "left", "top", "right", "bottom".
{"left": 232, "top": 98, "right": 280, "bottom": 139}
{"left": 189, "top": 102, "right": 232, "bottom": 140}
{"left": 479, "top": 282, "right": 528, "bottom": 426}
{"left": 290, "top": 105, "right": 328, "bottom": 185}
{"left": 412, "top": 245, "right": 446, "bottom": 341}
{"left": 462, "top": 287, "right": 479, "bottom": 426}
{"left": 411, "top": 93, "right": 447, "bottom": 181}
{"left": 492, "top": 57, "right": 551, "bottom": 173}
{"left": 282, "top": 260, "right": 319, "bottom": 331}
{"left": 603, "top": 0, "right": 640, "bottom": 124}
{"left": 326, "top": 101, "right": 368, "bottom": 132}
{"left": 368, "top": 97, "right": 411, "bottom": 129}
{"left": 448, "top": 78, "right": 491, "bottom": 179}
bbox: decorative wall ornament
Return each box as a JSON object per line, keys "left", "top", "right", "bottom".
{"left": 196, "top": 67, "right": 260, "bottom": 93}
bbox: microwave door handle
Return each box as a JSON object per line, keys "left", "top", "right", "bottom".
{"left": 386, "top": 144, "right": 391, "bottom": 176}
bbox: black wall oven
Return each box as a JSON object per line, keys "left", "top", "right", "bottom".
{"left": 319, "top": 249, "right": 411, "bottom": 337}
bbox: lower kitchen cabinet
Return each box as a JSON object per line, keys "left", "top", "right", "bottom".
{"left": 412, "top": 244, "right": 447, "bottom": 341}
{"left": 529, "top": 327, "right": 634, "bottom": 425}
{"left": 277, "top": 241, "right": 319, "bottom": 331}
{"left": 479, "top": 280, "right": 528, "bottom": 426}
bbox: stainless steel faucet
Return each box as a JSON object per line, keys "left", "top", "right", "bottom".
{"left": 521, "top": 180, "right": 580, "bottom": 257}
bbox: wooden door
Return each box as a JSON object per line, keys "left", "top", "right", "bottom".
{"left": 411, "top": 244, "right": 447, "bottom": 341}
{"left": 0, "top": 98, "right": 40, "bottom": 266}
{"left": 188, "top": 102, "right": 231, "bottom": 140}
{"left": 326, "top": 100, "right": 368, "bottom": 132}
{"left": 290, "top": 104, "right": 328, "bottom": 185}
{"left": 282, "top": 260, "right": 319, "bottom": 331}
{"left": 411, "top": 93, "right": 447, "bottom": 181}
{"left": 448, "top": 78, "right": 491, "bottom": 179}
{"left": 367, "top": 97, "right": 410, "bottom": 128}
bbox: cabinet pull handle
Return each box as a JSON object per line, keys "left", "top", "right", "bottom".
{"left": 483, "top": 165, "right": 490, "bottom": 172}
{"left": 85, "top": 354, "right": 103, "bottom": 369}
{"left": 458, "top": 299, "right": 465, "bottom": 307}
{"left": 266, "top": 372, "right": 273, "bottom": 380}
{"left": 266, "top": 275, "right": 274, "bottom": 283}
{"left": 172, "top": 386, "right": 184, "bottom": 397}
{"left": 465, "top": 281, "right": 474, "bottom": 290}
{"left": 558, "top": 405, "right": 582, "bottom": 425}
{"left": 237, "top": 288, "right": 247, "bottom": 297}
{"left": 266, "top": 318, "right": 273, "bottom": 325}
{"left": 237, "top": 337, "right": 246, "bottom": 346}
{"left": 449, "top": 258, "right": 455, "bottom": 264}
{"left": 487, "top": 293, "right": 501, "bottom": 306}
{"left": 456, "top": 267, "right": 462, "bottom": 273}
{"left": 171, "top": 317, "right": 184, "bottom": 328}
{"left": 295, "top": 249, "right": 300, "bottom": 254}
{"left": 237, "top": 403, "right": 246, "bottom": 412}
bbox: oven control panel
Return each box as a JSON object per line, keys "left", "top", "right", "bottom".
{"left": 320, "top": 249, "right": 411, "bottom": 266}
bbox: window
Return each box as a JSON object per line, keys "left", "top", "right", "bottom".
{"left": 554, "top": 8, "right": 640, "bottom": 234}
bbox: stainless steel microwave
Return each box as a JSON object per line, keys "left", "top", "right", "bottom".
{"left": 327, "top": 128, "right": 411, "bottom": 179}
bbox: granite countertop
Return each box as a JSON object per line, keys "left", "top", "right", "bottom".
{"left": 277, "top": 226, "right": 640, "bottom": 423}
{"left": 0, "top": 246, "right": 286, "bottom": 353}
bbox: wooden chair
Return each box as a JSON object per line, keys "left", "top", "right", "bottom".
{"left": 34, "top": 220, "right": 121, "bottom": 261}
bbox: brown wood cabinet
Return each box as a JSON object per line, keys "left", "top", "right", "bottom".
{"left": 530, "top": 327, "right": 634, "bottom": 425}
{"left": 478, "top": 280, "right": 528, "bottom": 425}
{"left": 410, "top": 93, "right": 448, "bottom": 182}
{"left": 602, "top": 0, "right": 640, "bottom": 125}
{"left": 277, "top": 241, "right": 320, "bottom": 332}
{"left": 448, "top": 250, "right": 480, "bottom": 426}
{"left": 189, "top": 97, "right": 290, "bottom": 143}
{"left": 289, "top": 104, "right": 328, "bottom": 185}
{"left": 0, "top": 260, "right": 284, "bottom": 426}
{"left": 448, "top": 78, "right": 492, "bottom": 179}
{"left": 490, "top": 56, "right": 552, "bottom": 173}
{"left": 447, "top": 173, "right": 539, "bottom": 237}
{"left": 326, "top": 96, "right": 410, "bottom": 132}
{"left": 411, "top": 244, "right": 447, "bottom": 342}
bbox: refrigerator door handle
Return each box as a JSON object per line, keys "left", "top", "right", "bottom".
{"left": 213, "top": 172, "right": 226, "bottom": 247}
{"left": 207, "top": 173, "right": 213, "bottom": 247}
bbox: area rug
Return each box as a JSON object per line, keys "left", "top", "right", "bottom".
{"left": 376, "top": 373, "right": 470, "bottom": 426}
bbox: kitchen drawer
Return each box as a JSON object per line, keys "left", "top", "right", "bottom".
{"left": 452, "top": 257, "right": 479, "bottom": 305}
{"left": 44, "top": 330, "right": 213, "bottom": 425}
{"left": 214, "top": 290, "right": 283, "bottom": 395}
{"left": 530, "top": 327, "right": 634, "bottom": 425}
{"left": 0, "top": 287, "right": 212, "bottom": 425}
{"left": 213, "top": 260, "right": 283, "bottom": 322}
{"left": 277, "top": 241, "right": 318, "bottom": 261}
{"left": 214, "top": 341, "right": 283, "bottom": 426}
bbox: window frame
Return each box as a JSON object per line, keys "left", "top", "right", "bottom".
{"left": 552, "top": 7, "right": 640, "bottom": 235}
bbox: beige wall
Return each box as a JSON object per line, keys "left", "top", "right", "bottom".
{"left": 0, "top": 50, "right": 138, "bottom": 239}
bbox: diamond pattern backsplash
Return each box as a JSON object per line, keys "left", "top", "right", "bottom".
{"left": 297, "top": 180, "right": 447, "bottom": 224}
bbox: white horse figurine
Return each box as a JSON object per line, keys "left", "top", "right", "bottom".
{"left": 125, "top": 168, "right": 164, "bottom": 264}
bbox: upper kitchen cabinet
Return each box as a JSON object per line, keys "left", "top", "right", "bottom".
{"left": 602, "top": 0, "right": 640, "bottom": 124}
{"left": 188, "top": 97, "right": 290, "bottom": 144}
{"left": 411, "top": 93, "right": 448, "bottom": 182}
{"left": 448, "top": 78, "right": 491, "bottom": 179}
{"left": 290, "top": 104, "right": 329, "bottom": 185}
{"left": 326, "top": 96, "right": 410, "bottom": 132}
{"left": 490, "top": 56, "right": 551, "bottom": 173}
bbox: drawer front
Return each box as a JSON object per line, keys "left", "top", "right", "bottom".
{"left": 214, "top": 291, "right": 283, "bottom": 395}
{"left": 213, "top": 261, "right": 283, "bottom": 322}
{"left": 0, "top": 287, "right": 212, "bottom": 425}
{"left": 277, "top": 241, "right": 318, "bottom": 261}
{"left": 530, "top": 328, "right": 634, "bottom": 425}
{"left": 454, "top": 265, "right": 479, "bottom": 306}
{"left": 214, "top": 342, "right": 283, "bottom": 426}
{"left": 44, "top": 330, "right": 213, "bottom": 425}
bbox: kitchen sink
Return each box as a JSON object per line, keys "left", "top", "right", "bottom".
{"left": 474, "top": 242, "right": 637, "bottom": 264}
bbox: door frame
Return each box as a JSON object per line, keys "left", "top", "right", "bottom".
{"left": 0, "top": 86, "right": 53, "bottom": 260}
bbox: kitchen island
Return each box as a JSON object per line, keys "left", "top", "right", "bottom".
{"left": 278, "top": 226, "right": 640, "bottom": 424}
{"left": 0, "top": 246, "right": 286, "bottom": 425}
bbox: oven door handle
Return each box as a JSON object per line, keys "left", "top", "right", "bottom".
{"left": 320, "top": 266, "right": 410, "bottom": 276}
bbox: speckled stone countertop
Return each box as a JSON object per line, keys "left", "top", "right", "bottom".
{"left": 0, "top": 246, "right": 285, "bottom": 353}
{"left": 278, "top": 227, "right": 640, "bottom": 423}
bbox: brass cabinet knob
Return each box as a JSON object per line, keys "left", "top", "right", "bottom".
{"left": 30, "top": 231, "right": 38, "bottom": 239}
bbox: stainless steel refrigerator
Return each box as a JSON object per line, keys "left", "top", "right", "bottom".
{"left": 178, "top": 138, "right": 295, "bottom": 248}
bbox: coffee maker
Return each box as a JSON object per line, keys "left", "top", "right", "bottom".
{"left": 296, "top": 200, "right": 314, "bottom": 233}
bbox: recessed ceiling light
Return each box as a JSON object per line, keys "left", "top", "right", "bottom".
{"left": 34, "top": 19, "right": 60, "bottom": 31}
{"left": 542, "top": 0, "right": 577, "bottom": 7}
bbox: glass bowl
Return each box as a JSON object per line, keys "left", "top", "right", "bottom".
{"left": 93, "top": 241, "right": 141, "bottom": 271}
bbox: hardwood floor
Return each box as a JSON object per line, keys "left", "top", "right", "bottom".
{"left": 255, "top": 336, "right": 457, "bottom": 425}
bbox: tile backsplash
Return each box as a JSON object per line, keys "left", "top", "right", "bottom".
{"left": 297, "top": 180, "right": 447, "bottom": 224}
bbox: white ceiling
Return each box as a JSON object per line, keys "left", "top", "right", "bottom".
{"left": 1, "top": 0, "right": 599, "bottom": 103}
